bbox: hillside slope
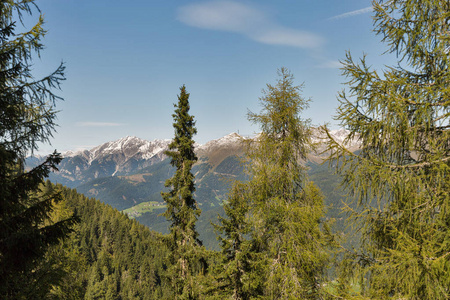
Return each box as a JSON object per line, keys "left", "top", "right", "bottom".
{"left": 49, "top": 182, "right": 172, "bottom": 299}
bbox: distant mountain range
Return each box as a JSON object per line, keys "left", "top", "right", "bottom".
{"left": 27, "top": 129, "right": 359, "bottom": 249}
{"left": 28, "top": 129, "right": 358, "bottom": 186}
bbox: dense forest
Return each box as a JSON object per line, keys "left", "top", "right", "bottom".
{"left": 1, "top": 0, "right": 449, "bottom": 299}
{"left": 44, "top": 182, "right": 171, "bottom": 299}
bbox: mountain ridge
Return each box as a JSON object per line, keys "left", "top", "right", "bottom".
{"left": 59, "top": 128, "right": 358, "bottom": 164}
{"left": 26, "top": 128, "right": 359, "bottom": 188}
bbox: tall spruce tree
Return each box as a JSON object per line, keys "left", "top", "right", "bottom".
{"left": 162, "top": 85, "right": 206, "bottom": 299}
{"left": 323, "top": 0, "right": 450, "bottom": 298}
{"left": 215, "top": 68, "right": 332, "bottom": 299}
{"left": 0, "top": 1, "right": 76, "bottom": 299}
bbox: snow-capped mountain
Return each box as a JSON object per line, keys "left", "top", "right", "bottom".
{"left": 196, "top": 132, "right": 246, "bottom": 167}
{"left": 27, "top": 129, "right": 359, "bottom": 188}
{"left": 33, "top": 133, "right": 246, "bottom": 187}
{"left": 196, "top": 132, "right": 244, "bottom": 152}
{"left": 63, "top": 136, "right": 171, "bottom": 165}
{"left": 41, "top": 136, "right": 171, "bottom": 186}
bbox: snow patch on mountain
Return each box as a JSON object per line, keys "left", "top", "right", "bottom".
{"left": 197, "top": 132, "right": 245, "bottom": 152}
{"left": 62, "top": 136, "right": 171, "bottom": 165}
{"left": 62, "top": 150, "right": 80, "bottom": 158}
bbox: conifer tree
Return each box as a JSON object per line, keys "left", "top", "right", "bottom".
{"left": 323, "top": 1, "right": 450, "bottom": 298}
{"left": 211, "top": 182, "right": 254, "bottom": 300}
{"left": 162, "top": 85, "right": 206, "bottom": 299}
{"left": 248, "top": 68, "right": 332, "bottom": 299}
{"left": 0, "top": 1, "right": 76, "bottom": 298}
{"left": 216, "top": 68, "right": 332, "bottom": 299}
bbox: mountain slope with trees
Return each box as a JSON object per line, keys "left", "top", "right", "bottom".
{"left": 46, "top": 182, "right": 172, "bottom": 299}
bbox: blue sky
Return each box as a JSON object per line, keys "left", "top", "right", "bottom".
{"left": 30, "top": 0, "right": 393, "bottom": 154}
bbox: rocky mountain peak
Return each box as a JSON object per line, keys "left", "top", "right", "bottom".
{"left": 62, "top": 136, "right": 171, "bottom": 163}
{"left": 197, "top": 132, "right": 245, "bottom": 152}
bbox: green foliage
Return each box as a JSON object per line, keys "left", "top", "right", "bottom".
{"left": 209, "top": 182, "right": 254, "bottom": 299}
{"left": 0, "top": 1, "right": 77, "bottom": 298}
{"left": 46, "top": 183, "right": 171, "bottom": 299}
{"left": 212, "top": 68, "right": 334, "bottom": 299}
{"left": 162, "top": 85, "right": 200, "bottom": 240}
{"left": 323, "top": 0, "right": 450, "bottom": 298}
{"left": 161, "top": 85, "right": 208, "bottom": 299}
{"left": 246, "top": 68, "right": 333, "bottom": 299}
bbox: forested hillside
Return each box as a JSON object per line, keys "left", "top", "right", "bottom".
{"left": 125, "top": 159, "right": 355, "bottom": 250}
{"left": 47, "top": 182, "right": 173, "bottom": 299}
{"left": 45, "top": 174, "right": 346, "bottom": 298}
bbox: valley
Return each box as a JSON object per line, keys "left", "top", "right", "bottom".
{"left": 27, "top": 130, "right": 357, "bottom": 250}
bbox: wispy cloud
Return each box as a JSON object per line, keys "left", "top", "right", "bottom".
{"left": 76, "top": 122, "right": 124, "bottom": 127}
{"left": 317, "top": 60, "right": 342, "bottom": 69}
{"left": 327, "top": 6, "right": 373, "bottom": 21}
{"left": 177, "top": 1, "right": 324, "bottom": 49}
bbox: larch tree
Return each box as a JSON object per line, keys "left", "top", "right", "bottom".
{"left": 0, "top": 1, "right": 77, "bottom": 299}
{"left": 218, "top": 68, "right": 332, "bottom": 299}
{"left": 322, "top": 0, "right": 450, "bottom": 298}
{"left": 161, "top": 85, "right": 207, "bottom": 299}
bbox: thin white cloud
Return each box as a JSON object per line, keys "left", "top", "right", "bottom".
{"left": 76, "top": 122, "right": 124, "bottom": 127}
{"left": 316, "top": 60, "right": 342, "bottom": 69}
{"left": 328, "top": 6, "right": 373, "bottom": 21}
{"left": 178, "top": 1, "right": 264, "bottom": 32}
{"left": 254, "top": 28, "right": 323, "bottom": 49}
{"left": 177, "top": 1, "right": 324, "bottom": 49}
